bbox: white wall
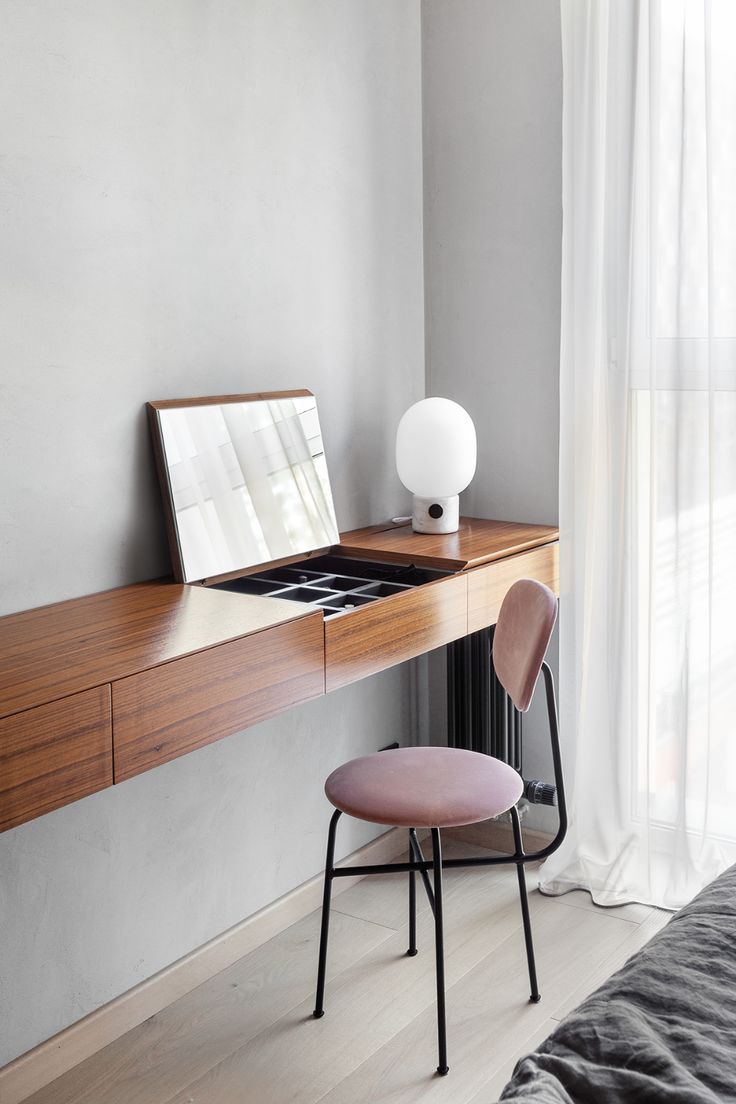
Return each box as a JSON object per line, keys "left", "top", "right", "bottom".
{"left": 0, "top": 0, "right": 424, "bottom": 1065}
{"left": 422, "top": 1, "right": 563, "bottom": 819}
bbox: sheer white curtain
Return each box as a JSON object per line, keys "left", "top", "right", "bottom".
{"left": 540, "top": 0, "right": 736, "bottom": 909}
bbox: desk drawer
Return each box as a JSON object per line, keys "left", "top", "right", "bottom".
{"left": 0, "top": 686, "right": 112, "bottom": 832}
{"left": 325, "top": 575, "right": 467, "bottom": 693}
{"left": 467, "top": 543, "right": 559, "bottom": 634}
{"left": 113, "top": 614, "right": 324, "bottom": 781}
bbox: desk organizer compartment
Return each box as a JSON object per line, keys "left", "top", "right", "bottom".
{"left": 218, "top": 577, "right": 290, "bottom": 597}
{"left": 305, "top": 555, "right": 448, "bottom": 587}
{"left": 315, "top": 593, "right": 377, "bottom": 612}
{"left": 307, "top": 575, "right": 366, "bottom": 592}
{"left": 256, "top": 567, "right": 330, "bottom": 585}
{"left": 213, "top": 555, "right": 453, "bottom": 618}
{"left": 272, "top": 587, "right": 336, "bottom": 604}
{"left": 357, "top": 582, "right": 412, "bottom": 598}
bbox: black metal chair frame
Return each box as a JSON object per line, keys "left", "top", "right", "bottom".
{"left": 312, "top": 661, "right": 567, "bottom": 1077}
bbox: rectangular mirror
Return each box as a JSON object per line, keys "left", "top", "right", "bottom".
{"left": 148, "top": 391, "right": 340, "bottom": 583}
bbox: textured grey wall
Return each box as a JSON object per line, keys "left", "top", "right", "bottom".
{"left": 422, "top": 0, "right": 561, "bottom": 525}
{"left": 422, "top": 0, "right": 563, "bottom": 823}
{"left": 0, "top": 0, "right": 423, "bottom": 1064}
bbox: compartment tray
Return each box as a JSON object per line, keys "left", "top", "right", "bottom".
{"left": 212, "top": 555, "right": 453, "bottom": 618}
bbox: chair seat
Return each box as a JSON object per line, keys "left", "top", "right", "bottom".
{"left": 324, "top": 746, "right": 523, "bottom": 829}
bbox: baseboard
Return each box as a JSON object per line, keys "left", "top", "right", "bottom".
{"left": 0, "top": 825, "right": 422, "bottom": 1104}
{"left": 445, "top": 815, "right": 554, "bottom": 855}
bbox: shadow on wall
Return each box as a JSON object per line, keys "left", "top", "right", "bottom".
{"left": 124, "top": 407, "right": 171, "bottom": 583}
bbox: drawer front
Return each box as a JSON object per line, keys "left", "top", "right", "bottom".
{"left": 325, "top": 575, "right": 468, "bottom": 693}
{"left": 113, "top": 614, "right": 324, "bottom": 782}
{"left": 0, "top": 686, "right": 112, "bottom": 832}
{"left": 467, "top": 543, "right": 559, "bottom": 634}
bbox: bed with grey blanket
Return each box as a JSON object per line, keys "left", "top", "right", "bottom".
{"left": 499, "top": 863, "right": 736, "bottom": 1103}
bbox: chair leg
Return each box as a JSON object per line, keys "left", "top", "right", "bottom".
{"left": 313, "top": 808, "right": 342, "bottom": 1018}
{"left": 407, "top": 828, "right": 418, "bottom": 956}
{"left": 431, "top": 827, "right": 449, "bottom": 1076}
{"left": 510, "top": 805, "right": 541, "bottom": 1003}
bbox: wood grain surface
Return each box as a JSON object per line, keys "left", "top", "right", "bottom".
{"left": 0, "top": 518, "right": 559, "bottom": 831}
{"left": 467, "top": 544, "right": 560, "bottom": 634}
{"left": 0, "top": 686, "right": 112, "bottom": 832}
{"left": 14, "top": 837, "right": 667, "bottom": 1104}
{"left": 338, "top": 517, "right": 559, "bottom": 571}
{"left": 147, "top": 390, "right": 313, "bottom": 410}
{"left": 325, "top": 575, "right": 467, "bottom": 693}
{"left": 113, "top": 614, "right": 325, "bottom": 781}
{"left": 0, "top": 582, "right": 316, "bottom": 721}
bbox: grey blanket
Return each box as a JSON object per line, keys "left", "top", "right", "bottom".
{"left": 499, "top": 864, "right": 736, "bottom": 1103}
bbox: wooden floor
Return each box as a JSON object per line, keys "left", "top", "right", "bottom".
{"left": 24, "top": 837, "right": 670, "bottom": 1104}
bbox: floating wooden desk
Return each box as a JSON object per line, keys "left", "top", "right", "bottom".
{"left": 0, "top": 518, "right": 558, "bottom": 833}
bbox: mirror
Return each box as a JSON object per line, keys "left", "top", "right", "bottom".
{"left": 148, "top": 391, "right": 340, "bottom": 583}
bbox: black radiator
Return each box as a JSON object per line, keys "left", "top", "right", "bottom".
{"left": 446, "top": 627, "right": 522, "bottom": 774}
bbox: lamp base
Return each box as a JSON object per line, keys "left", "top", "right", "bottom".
{"left": 411, "top": 495, "right": 459, "bottom": 534}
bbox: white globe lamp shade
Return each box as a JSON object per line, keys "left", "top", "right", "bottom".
{"left": 395, "top": 398, "right": 477, "bottom": 534}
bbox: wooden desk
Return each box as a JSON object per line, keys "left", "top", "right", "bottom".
{"left": 0, "top": 518, "right": 558, "bottom": 833}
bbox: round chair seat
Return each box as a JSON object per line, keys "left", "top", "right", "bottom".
{"left": 324, "top": 746, "right": 523, "bottom": 829}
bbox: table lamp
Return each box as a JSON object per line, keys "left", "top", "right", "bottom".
{"left": 396, "top": 397, "right": 477, "bottom": 534}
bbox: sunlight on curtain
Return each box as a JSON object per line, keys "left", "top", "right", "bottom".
{"left": 540, "top": 0, "right": 736, "bottom": 909}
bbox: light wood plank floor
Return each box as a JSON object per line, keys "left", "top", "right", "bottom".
{"left": 24, "top": 838, "right": 670, "bottom": 1104}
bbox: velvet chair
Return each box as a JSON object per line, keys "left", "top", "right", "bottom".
{"left": 312, "top": 578, "right": 567, "bottom": 1076}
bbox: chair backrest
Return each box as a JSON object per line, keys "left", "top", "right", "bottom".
{"left": 492, "top": 579, "right": 557, "bottom": 713}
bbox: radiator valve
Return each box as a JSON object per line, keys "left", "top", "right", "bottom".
{"left": 522, "top": 779, "right": 557, "bottom": 807}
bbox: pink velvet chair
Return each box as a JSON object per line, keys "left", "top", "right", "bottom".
{"left": 312, "top": 579, "right": 567, "bottom": 1076}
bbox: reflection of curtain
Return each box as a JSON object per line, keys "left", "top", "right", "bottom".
{"left": 161, "top": 399, "right": 339, "bottom": 581}
{"left": 541, "top": 0, "right": 736, "bottom": 909}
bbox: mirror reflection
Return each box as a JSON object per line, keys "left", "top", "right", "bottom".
{"left": 154, "top": 394, "right": 340, "bottom": 582}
